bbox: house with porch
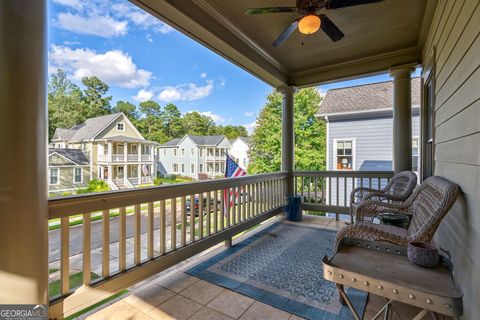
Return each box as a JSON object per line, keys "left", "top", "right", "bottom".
{"left": 230, "top": 136, "right": 251, "bottom": 170}
{"left": 158, "top": 134, "right": 231, "bottom": 179}
{"left": 2, "top": 0, "right": 479, "bottom": 319}
{"left": 50, "top": 112, "right": 158, "bottom": 190}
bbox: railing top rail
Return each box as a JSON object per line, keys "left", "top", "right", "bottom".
{"left": 49, "top": 171, "right": 287, "bottom": 219}
{"left": 293, "top": 170, "right": 394, "bottom": 178}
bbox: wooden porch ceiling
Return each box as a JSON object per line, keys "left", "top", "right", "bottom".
{"left": 130, "top": 0, "right": 437, "bottom": 88}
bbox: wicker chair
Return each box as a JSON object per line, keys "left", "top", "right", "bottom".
{"left": 336, "top": 176, "right": 459, "bottom": 248}
{"left": 349, "top": 171, "right": 417, "bottom": 223}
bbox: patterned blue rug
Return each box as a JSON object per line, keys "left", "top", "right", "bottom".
{"left": 187, "top": 223, "right": 367, "bottom": 320}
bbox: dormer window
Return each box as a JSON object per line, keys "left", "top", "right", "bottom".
{"left": 117, "top": 122, "right": 124, "bottom": 131}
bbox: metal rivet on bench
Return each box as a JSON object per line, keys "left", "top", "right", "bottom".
{"left": 377, "top": 285, "right": 383, "bottom": 290}
{"left": 363, "top": 281, "right": 369, "bottom": 286}
{"left": 444, "top": 304, "right": 451, "bottom": 309}
{"left": 426, "top": 299, "right": 433, "bottom": 304}
{"left": 392, "top": 289, "right": 399, "bottom": 294}
{"left": 339, "top": 274, "right": 344, "bottom": 279}
{"left": 351, "top": 278, "right": 357, "bottom": 282}
{"left": 409, "top": 294, "right": 415, "bottom": 299}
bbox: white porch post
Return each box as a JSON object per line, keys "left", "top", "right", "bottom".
{"left": 279, "top": 86, "right": 296, "bottom": 195}
{"left": 108, "top": 141, "right": 113, "bottom": 162}
{"left": 389, "top": 65, "right": 415, "bottom": 173}
{"left": 137, "top": 164, "right": 142, "bottom": 185}
{"left": 107, "top": 165, "right": 112, "bottom": 180}
{"left": 0, "top": 0, "right": 48, "bottom": 304}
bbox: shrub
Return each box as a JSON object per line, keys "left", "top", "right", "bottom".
{"left": 154, "top": 177, "right": 162, "bottom": 186}
{"left": 77, "top": 179, "right": 110, "bottom": 194}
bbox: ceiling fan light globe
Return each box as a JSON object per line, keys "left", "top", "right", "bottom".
{"left": 298, "top": 14, "right": 321, "bottom": 35}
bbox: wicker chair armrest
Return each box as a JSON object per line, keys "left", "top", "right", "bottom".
{"left": 363, "top": 192, "right": 407, "bottom": 202}
{"left": 350, "top": 187, "right": 384, "bottom": 204}
{"left": 355, "top": 201, "right": 408, "bottom": 222}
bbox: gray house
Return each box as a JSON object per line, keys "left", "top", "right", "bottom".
{"left": 158, "top": 135, "right": 231, "bottom": 179}
{"left": 317, "top": 78, "right": 420, "bottom": 208}
{"left": 48, "top": 148, "right": 90, "bottom": 194}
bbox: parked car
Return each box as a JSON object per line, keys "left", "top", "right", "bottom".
{"left": 186, "top": 197, "right": 219, "bottom": 216}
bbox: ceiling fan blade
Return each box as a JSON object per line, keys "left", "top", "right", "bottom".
{"left": 273, "top": 20, "right": 299, "bottom": 47}
{"left": 245, "top": 7, "right": 297, "bottom": 15}
{"left": 325, "top": 0, "right": 384, "bottom": 9}
{"left": 319, "top": 14, "right": 344, "bottom": 41}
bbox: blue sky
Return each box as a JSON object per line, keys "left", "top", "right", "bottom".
{"left": 47, "top": 0, "right": 415, "bottom": 132}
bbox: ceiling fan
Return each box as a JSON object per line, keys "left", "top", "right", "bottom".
{"left": 245, "top": 0, "right": 384, "bottom": 47}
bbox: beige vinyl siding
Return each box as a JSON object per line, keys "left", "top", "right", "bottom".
{"left": 423, "top": 1, "right": 480, "bottom": 319}
{"left": 48, "top": 166, "right": 90, "bottom": 193}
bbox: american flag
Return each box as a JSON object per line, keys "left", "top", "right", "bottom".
{"left": 224, "top": 155, "right": 246, "bottom": 211}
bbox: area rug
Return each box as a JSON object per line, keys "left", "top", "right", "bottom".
{"left": 186, "top": 223, "right": 367, "bottom": 320}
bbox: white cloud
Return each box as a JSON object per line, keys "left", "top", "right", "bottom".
{"left": 200, "top": 73, "right": 207, "bottom": 79}
{"left": 318, "top": 87, "right": 328, "bottom": 97}
{"left": 197, "top": 111, "right": 225, "bottom": 123}
{"left": 157, "top": 80, "right": 214, "bottom": 102}
{"left": 243, "top": 121, "right": 257, "bottom": 135}
{"left": 218, "top": 76, "right": 226, "bottom": 87}
{"left": 146, "top": 34, "right": 153, "bottom": 43}
{"left": 56, "top": 12, "right": 128, "bottom": 38}
{"left": 53, "top": 0, "right": 84, "bottom": 10}
{"left": 244, "top": 111, "right": 254, "bottom": 117}
{"left": 134, "top": 89, "right": 154, "bottom": 102}
{"left": 111, "top": 2, "right": 173, "bottom": 34}
{"left": 50, "top": 45, "right": 152, "bottom": 89}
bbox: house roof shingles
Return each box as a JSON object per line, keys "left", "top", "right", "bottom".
{"left": 160, "top": 135, "right": 228, "bottom": 147}
{"left": 49, "top": 148, "right": 89, "bottom": 165}
{"left": 52, "top": 113, "right": 122, "bottom": 142}
{"left": 317, "top": 78, "right": 420, "bottom": 117}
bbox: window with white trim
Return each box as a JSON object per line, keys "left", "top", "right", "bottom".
{"left": 335, "top": 140, "right": 353, "bottom": 170}
{"left": 173, "top": 149, "right": 177, "bottom": 157}
{"left": 191, "top": 148, "right": 195, "bottom": 156}
{"left": 74, "top": 167, "right": 82, "bottom": 183}
{"left": 172, "top": 163, "right": 178, "bottom": 172}
{"left": 199, "top": 148, "right": 204, "bottom": 157}
{"left": 199, "top": 164, "right": 203, "bottom": 173}
{"left": 50, "top": 168, "right": 59, "bottom": 185}
{"left": 412, "top": 138, "right": 419, "bottom": 173}
{"left": 181, "top": 164, "right": 185, "bottom": 173}
{"left": 191, "top": 164, "right": 195, "bottom": 173}
{"left": 181, "top": 148, "right": 185, "bottom": 157}
{"left": 116, "top": 122, "right": 124, "bottom": 131}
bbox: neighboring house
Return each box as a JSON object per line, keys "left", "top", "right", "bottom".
{"left": 317, "top": 78, "right": 420, "bottom": 208}
{"left": 230, "top": 137, "right": 250, "bottom": 170}
{"left": 49, "top": 112, "right": 158, "bottom": 192}
{"left": 158, "top": 135, "right": 231, "bottom": 179}
{"left": 48, "top": 148, "right": 90, "bottom": 194}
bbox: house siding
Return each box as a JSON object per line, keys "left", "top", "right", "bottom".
{"left": 423, "top": 1, "right": 480, "bottom": 319}
{"left": 48, "top": 166, "right": 90, "bottom": 194}
{"left": 327, "top": 114, "right": 419, "bottom": 207}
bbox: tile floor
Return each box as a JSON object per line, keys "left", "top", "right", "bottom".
{"left": 80, "top": 215, "right": 433, "bottom": 320}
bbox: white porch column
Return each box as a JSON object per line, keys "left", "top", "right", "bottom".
{"left": 107, "top": 165, "right": 112, "bottom": 180}
{"left": 389, "top": 64, "right": 415, "bottom": 173}
{"left": 0, "top": 0, "right": 48, "bottom": 304}
{"left": 123, "top": 143, "right": 128, "bottom": 162}
{"left": 137, "top": 164, "right": 142, "bottom": 184}
{"left": 279, "top": 86, "right": 296, "bottom": 195}
{"left": 108, "top": 141, "right": 113, "bottom": 162}
{"left": 123, "top": 164, "right": 128, "bottom": 184}
{"left": 137, "top": 143, "right": 141, "bottom": 162}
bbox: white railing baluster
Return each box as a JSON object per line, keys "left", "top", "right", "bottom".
{"left": 189, "top": 194, "right": 195, "bottom": 243}
{"left": 171, "top": 197, "right": 177, "bottom": 250}
{"left": 214, "top": 190, "right": 218, "bottom": 233}
{"left": 160, "top": 200, "right": 166, "bottom": 254}
{"left": 119, "top": 207, "right": 126, "bottom": 272}
{"left": 181, "top": 196, "right": 186, "bottom": 246}
{"left": 61, "top": 217, "right": 70, "bottom": 295}
{"left": 199, "top": 193, "right": 204, "bottom": 239}
{"left": 102, "top": 210, "right": 109, "bottom": 278}
{"left": 134, "top": 204, "right": 141, "bottom": 265}
{"left": 206, "top": 192, "right": 211, "bottom": 236}
{"left": 147, "top": 202, "right": 154, "bottom": 259}
{"left": 83, "top": 213, "right": 91, "bottom": 285}
{"left": 220, "top": 189, "right": 225, "bottom": 230}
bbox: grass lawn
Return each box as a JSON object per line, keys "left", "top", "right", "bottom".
{"left": 49, "top": 271, "right": 100, "bottom": 298}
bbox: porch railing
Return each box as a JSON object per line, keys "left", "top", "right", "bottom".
{"left": 112, "top": 154, "right": 125, "bottom": 162}
{"left": 293, "top": 171, "right": 394, "bottom": 219}
{"left": 141, "top": 154, "right": 152, "bottom": 162}
{"left": 48, "top": 172, "right": 287, "bottom": 318}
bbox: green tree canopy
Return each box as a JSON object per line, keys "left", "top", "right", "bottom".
{"left": 214, "top": 125, "right": 249, "bottom": 140}
{"left": 182, "top": 111, "right": 215, "bottom": 135}
{"left": 81, "top": 76, "right": 112, "bottom": 118}
{"left": 48, "top": 69, "right": 86, "bottom": 140}
{"left": 113, "top": 100, "right": 139, "bottom": 122}
{"left": 248, "top": 88, "right": 325, "bottom": 174}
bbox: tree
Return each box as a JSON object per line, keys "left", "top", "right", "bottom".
{"left": 162, "top": 103, "right": 184, "bottom": 138}
{"left": 182, "top": 111, "right": 215, "bottom": 135}
{"left": 138, "top": 100, "right": 168, "bottom": 142}
{"left": 81, "top": 76, "right": 112, "bottom": 118}
{"left": 114, "top": 101, "right": 139, "bottom": 122}
{"left": 218, "top": 125, "right": 249, "bottom": 140}
{"left": 248, "top": 88, "right": 326, "bottom": 174}
{"left": 48, "top": 69, "right": 85, "bottom": 140}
